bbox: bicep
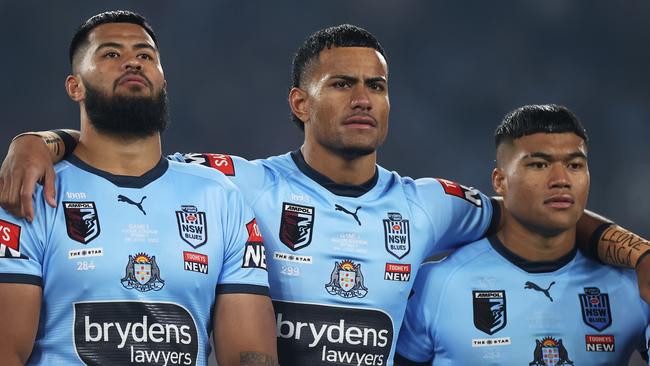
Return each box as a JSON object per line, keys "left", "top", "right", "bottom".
{"left": 213, "top": 293, "right": 277, "bottom": 366}
{"left": 0, "top": 283, "right": 41, "bottom": 365}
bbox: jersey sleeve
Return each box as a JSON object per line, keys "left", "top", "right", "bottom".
{"left": 0, "top": 191, "right": 48, "bottom": 286}
{"left": 168, "top": 152, "right": 269, "bottom": 206}
{"left": 395, "top": 263, "right": 439, "bottom": 365}
{"left": 414, "top": 178, "right": 498, "bottom": 255}
{"left": 215, "top": 186, "right": 269, "bottom": 296}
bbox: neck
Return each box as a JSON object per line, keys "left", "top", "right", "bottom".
{"left": 301, "top": 143, "right": 377, "bottom": 185}
{"left": 74, "top": 115, "right": 162, "bottom": 176}
{"left": 497, "top": 213, "right": 576, "bottom": 262}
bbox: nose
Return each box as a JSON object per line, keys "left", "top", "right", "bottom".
{"left": 350, "top": 84, "right": 371, "bottom": 111}
{"left": 548, "top": 163, "right": 571, "bottom": 189}
{"left": 122, "top": 56, "right": 142, "bottom": 71}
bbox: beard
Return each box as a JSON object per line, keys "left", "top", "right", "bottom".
{"left": 83, "top": 81, "right": 169, "bottom": 139}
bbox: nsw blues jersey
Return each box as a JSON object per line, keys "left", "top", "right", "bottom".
{"left": 395, "top": 236, "right": 649, "bottom": 365}
{"left": 0, "top": 156, "right": 269, "bottom": 365}
{"left": 173, "top": 150, "right": 497, "bottom": 366}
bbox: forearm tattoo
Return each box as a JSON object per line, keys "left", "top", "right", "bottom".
{"left": 240, "top": 352, "right": 278, "bottom": 366}
{"left": 599, "top": 225, "right": 650, "bottom": 267}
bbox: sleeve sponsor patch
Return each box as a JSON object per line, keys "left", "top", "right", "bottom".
{"left": 242, "top": 219, "right": 266, "bottom": 270}
{"left": 183, "top": 153, "right": 235, "bottom": 176}
{"left": 0, "top": 219, "right": 27, "bottom": 259}
{"left": 436, "top": 178, "right": 482, "bottom": 207}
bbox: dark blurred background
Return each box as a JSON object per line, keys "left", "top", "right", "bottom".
{"left": 1, "top": 1, "right": 648, "bottom": 364}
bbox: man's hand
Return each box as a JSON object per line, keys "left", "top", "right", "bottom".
{"left": 0, "top": 135, "right": 57, "bottom": 221}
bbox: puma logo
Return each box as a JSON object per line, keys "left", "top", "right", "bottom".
{"left": 334, "top": 204, "right": 361, "bottom": 226}
{"left": 525, "top": 281, "right": 556, "bottom": 302}
{"left": 118, "top": 195, "right": 147, "bottom": 215}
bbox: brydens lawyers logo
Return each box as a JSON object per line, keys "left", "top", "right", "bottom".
{"left": 384, "top": 263, "right": 411, "bottom": 281}
{"left": 243, "top": 219, "right": 266, "bottom": 270}
{"left": 121, "top": 253, "right": 165, "bottom": 292}
{"left": 63, "top": 201, "right": 100, "bottom": 244}
{"left": 183, "top": 153, "right": 235, "bottom": 176}
{"left": 279, "top": 203, "right": 314, "bottom": 251}
{"left": 0, "top": 219, "right": 27, "bottom": 259}
{"left": 184, "top": 252, "right": 208, "bottom": 274}
{"left": 325, "top": 260, "right": 368, "bottom": 298}
{"left": 176, "top": 205, "right": 207, "bottom": 249}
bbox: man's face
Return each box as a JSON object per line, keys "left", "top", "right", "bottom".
{"left": 495, "top": 132, "right": 589, "bottom": 236}
{"left": 300, "top": 47, "right": 389, "bottom": 158}
{"left": 75, "top": 22, "right": 165, "bottom": 100}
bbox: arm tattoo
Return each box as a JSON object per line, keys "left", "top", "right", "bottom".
{"left": 239, "top": 352, "right": 278, "bottom": 366}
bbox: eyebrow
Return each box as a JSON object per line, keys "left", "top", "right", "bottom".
{"left": 330, "top": 75, "right": 387, "bottom": 84}
{"left": 96, "top": 42, "right": 158, "bottom": 53}
{"left": 524, "top": 151, "right": 588, "bottom": 161}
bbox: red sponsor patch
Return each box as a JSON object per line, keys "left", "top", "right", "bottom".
{"left": 246, "top": 219, "right": 263, "bottom": 243}
{"left": 204, "top": 153, "right": 235, "bottom": 176}
{"left": 436, "top": 178, "right": 464, "bottom": 198}
{"left": 385, "top": 263, "right": 411, "bottom": 273}
{"left": 585, "top": 335, "right": 615, "bottom": 352}
{"left": 183, "top": 251, "right": 208, "bottom": 264}
{"left": 0, "top": 219, "right": 21, "bottom": 251}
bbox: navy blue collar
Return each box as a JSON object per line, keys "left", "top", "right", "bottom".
{"left": 66, "top": 154, "right": 168, "bottom": 188}
{"left": 488, "top": 235, "right": 577, "bottom": 273}
{"left": 290, "top": 149, "right": 378, "bottom": 197}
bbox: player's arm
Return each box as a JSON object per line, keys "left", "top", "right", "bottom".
{"left": 0, "top": 283, "right": 41, "bottom": 365}
{"left": 0, "top": 130, "right": 78, "bottom": 221}
{"left": 213, "top": 293, "right": 278, "bottom": 366}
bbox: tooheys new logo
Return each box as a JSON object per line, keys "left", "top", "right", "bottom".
{"left": 274, "top": 301, "right": 393, "bottom": 366}
{"left": 74, "top": 301, "right": 199, "bottom": 365}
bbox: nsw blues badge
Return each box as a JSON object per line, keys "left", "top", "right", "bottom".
{"left": 473, "top": 290, "right": 507, "bottom": 335}
{"left": 383, "top": 212, "right": 410, "bottom": 259}
{"left": 176, "top": 205, "right": 207, "bottom": 249}
{"left": 63, "top": 201, "right": 100, "bottom": 244}
{"left": 579, "top": 287, "right": 612, "bottom": 331}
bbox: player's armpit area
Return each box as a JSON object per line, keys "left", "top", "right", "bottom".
{"left": 213, "top": 293, "right": 277, "bottom": 366}
{"left": 0, "top": 283, "right": 42, "bottom": 365}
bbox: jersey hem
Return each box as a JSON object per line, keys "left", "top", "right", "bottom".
{"left": 0, "top": 273, "right": 43, "bottom": 286}
{"left": 216, "top": 284, "right": 270, "bottom": 296}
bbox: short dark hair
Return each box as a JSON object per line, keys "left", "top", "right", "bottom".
{"left": 69, "top": 10, "right": 158, "bottom": 70}
{"left": 289, "top": 24, "right": 387, "bottom": 130}
{"left": 495, "top": 104, "right": 588, "bottom": 148}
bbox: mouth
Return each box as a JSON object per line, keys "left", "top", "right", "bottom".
{"left": 343, "top": 114, "right": 377, "bottom": 129}
{"left": 117, "top": 73, "right": 149, "bottom": 88}
{"left": 543, "top": 195, "right": 575, "bottom": 209}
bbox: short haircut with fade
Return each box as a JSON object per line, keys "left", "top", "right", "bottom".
{"left": 69, "top": 10, "right": 158, "bottom": 71}
{"left": 495, "top": 104, "right": 588, "bottom": 150}
{"left": 289, "top": 24, "right": 386, "bottom": 130}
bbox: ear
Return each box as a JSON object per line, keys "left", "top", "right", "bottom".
{"left": 65, "top": 75, "right": 85, "bottom": 102}
{"left": 492, "top": 167, "right": 506, "bottom": 196}
{"left": 288, "top": 87, "right": 309, "bottom": 125}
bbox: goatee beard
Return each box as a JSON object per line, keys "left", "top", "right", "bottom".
{"left": 83, "top": 82, "right": 169, "bottom": 139}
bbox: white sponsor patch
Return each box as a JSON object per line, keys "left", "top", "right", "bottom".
{"left": 273, "top": 251, "right": 313, "bottom": 264}
{"left": 69, "top": 247, "right": 104, "bottom": 259}
{"left": 472, "top": 337, "right": 511, "bottom": 347}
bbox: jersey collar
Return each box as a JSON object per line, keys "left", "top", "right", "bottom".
{"left": 488, "top": 235, "right": 577, "bottom": 273}
{"left": 66, "top": 154, "right": 168, "bottom": 188}
{"left": 290, "top": 149, "right": 379, "bottom": 197}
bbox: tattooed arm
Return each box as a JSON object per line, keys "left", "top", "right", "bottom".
{"left": 213, "top": 293, "right": 278, "bottom": 366}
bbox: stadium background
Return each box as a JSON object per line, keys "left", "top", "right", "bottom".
{"left": 1, "top": 1, "right": 647, "bottom": 365}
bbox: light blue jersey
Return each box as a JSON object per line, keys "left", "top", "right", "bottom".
{"left": 0, "top": 156, "right": 269, "bottom": 365}
{"left": 395, "top": 236, "right": 649, "bottom": 365}
{"left": 173, "top": 150, "right": 497, "bottom": 365}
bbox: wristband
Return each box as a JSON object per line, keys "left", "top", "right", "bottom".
{"left": 636, "top": 249, "right": 650, "bottom": 269}
{"left": 53, "top": 129, "right": 77, "bottom": 158}
{"left": 598, "top": 224, "right": 650, "bottom": 268}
